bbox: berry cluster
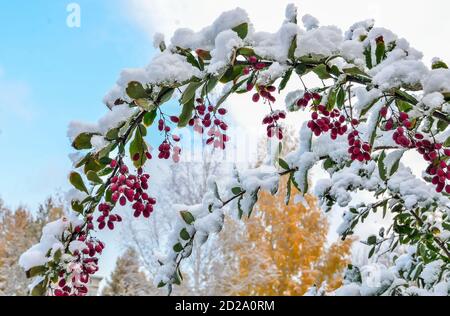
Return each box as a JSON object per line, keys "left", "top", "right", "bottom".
{"left": 252, "top": 85, "right": 277, "bottom": 103}
{"left": 414, "top": 134, "right": 450, "bottom": 193}
{"left": 53, "top": 237, "right": 104, "bottom": 296}
{"left": 307, "top": 106, "right": 348, "bottom": 139}
{"left": 262, "top": 110, "right": 286, "bottom": 140}
{"left": 304, "top": 96, "right": 372, "bottom": 162}
{"left": 108, "top": 160, "right": 156, "bottom": 223}
{"left": 189, "top": 99, "right": 230, "bottom": 149}
{"left": 382, "top": 107, "right": 450, "bottom": 192}
{"left": 156, "top": 115, "right": 182, "bottom": 162}
{"left": 97, "top": 203, "right": 123, "bottom": 230}
{"left": 243, "top": 56, "right": 266, "bottom": 76}
{"left": 347, "top": 130, "right": 372, "bottom": 162}
{"left": 296, "top": 92, "right": 321, "bottom": 108}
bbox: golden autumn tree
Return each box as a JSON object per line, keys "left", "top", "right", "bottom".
{"left": 234, "top": 178, "right": 353, "bottom": 296}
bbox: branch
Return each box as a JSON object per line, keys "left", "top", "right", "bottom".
{"left": 432, "top": 110, "right": 450, "bottom": 124}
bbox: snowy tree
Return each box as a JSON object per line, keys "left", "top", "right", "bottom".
{"left": 21, "top": 4, "right": 450, "bottom": 296}
{"left": 101, "top": 248, "right": 154, "bottom": 296}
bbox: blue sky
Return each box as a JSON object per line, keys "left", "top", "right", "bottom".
{"left": 1, "top": 0, "right": 449, "bottom": 280}
{"left": 0, "top": 1, "right": 156, "bottom": 210}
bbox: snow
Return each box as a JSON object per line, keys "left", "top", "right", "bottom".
{"left": 421, "top": 92, "right": 445, "bottom": 115}
{"left": 153, "top": 32, "right": 165, "bottom": 50}
{"left": 251, "top": 23, "right": 301, "bottom": 61}
{"left": 421, "top": 260, "right": 444, "bottom": 285}
{"left": 19, "top": 218, "right": 69, "bottom": 271}
{"left": 208, "top": 30, "right": 244, "bottom": 74}
{"left": 371, "top": 60, "right": 429, "bottom": 91}
{"left": 256, "top": 62, "right": 288, "bottom": 85}
{"left": 67, "top": 104, "right": 137, "bottom": 142}
{"left": 422, "top": 68, "right": 450, "bottom": 94}
{"left": 301, "top": 14, "right": 319, "bottom": 31}
{"left": 296, "top": 26, "right": 343, "bottom": 57}
{"left": 170, "top": 7, "right": 250, "bottom": 51}
{"left": 345, "top": 19, "right": 375, "bottom": 40}
{"left": 341, "top": 40, "right": 365, "bottom": 66}
{"left": 65, "top": 188, "right": 88, "bottom": 204}
{"left": 284, "top": 3, "right": 298, "bottom": 24}
{"left": 285, "top": 89, "right": 304, "bottom": 112}
{"left": 91, "top": 135, "right": 108, "bottom": 151}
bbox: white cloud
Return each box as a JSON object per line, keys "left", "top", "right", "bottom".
{"left": 0, "top": 68, "right": 35, "bottom": 122}
{"left": 124, "top": 0, "right": 450, "bottom": 63}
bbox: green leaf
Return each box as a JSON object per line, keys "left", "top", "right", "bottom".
{"left": 432, "top": 60, "right": 448, "bottom": 69}
{"left": 444, "top": 136, "right": 450, "bottom": 147}
{"left": 237, "top": 195, "right": 244, "bottom": 219}
{"left": 213, "top": 182, "right": 222, "bottom": 202}
{"left": 288, "top": 35, "right": 297, "bottom": 61}
{"left": 367, "top": 235, "right": 377, "bottom": 245}
{"left": 246, "top": 188, "right": 260, "bottom": 218}
{"left": 278, "top": 158, "right": 290, "bottom": 170}
{"left": 216, "top": 77, "right": 247, "bottom": 108}
{"left": 180, "top": 211, "right": 195, "bottom": 225}
{"left": 232, "top": 187, "right": 243, "bottom": 195}
{"left": 180, "top": 228, "right": 190, "bottom": 241}
{"left": 31, "top": 279, "right": 47, "bottom": 296}
{"left": 220, "top": 65, "right": 245, "bottom": 84}
{"left": 157, "top": 87, "right": 175, "bottom": 104}
{"left": 368, "top": 247, "right": 376, "bottom": 259}
{"left": 202, "top": 77, "right": 219, "bottom": 97}
{"left": 437, "top": 119, "right": 448, "bottom": 132}
{"left": 105, "top": 128, "right": 120, "bottom": 141}
{"left": 295, "top": 63, "right": 309, "bottom": 76}
{"left": 186, "top": 52, "right": 201, "bottom": 69}
{"left": 323, "top": 158, "right": 335, "bottom": 170}
{"left": 181, "top": 81, "right": 203, "bottom": 105}
{"left": 388, "top": 150, "right": 406, "bottom": 176}
{"left": 87, "top": 170, "right": 103, "bottom": 185}
{"left": 126, "top": 81, "right": 147, "bottom": 99}
{"left": 70, "top": 172, "right": 88, "bottom": 194}
{"left": 238, "top": 47, "right": 255, "bottom": 57}
{"left": 178, "top": 97, "right": 195, "bottom": 128}
{"left": 71, "top": 200, "right": 84, "bottom": 213}
{"left": 395, "top": 90, "right": 418, "bottom": 105}
{"left": 72, "top": 133, "right": 95, "bottom": 150}
{"left": 396, "top": 99, "right": 413, "bottom": 113}
{"left": 278, "top": 68, "right": 293, "bottom": 93}
{"left": 26, "top": 266, "right": 47, "bottom": 279}
{"left": 375, "top": 41, "right": 386, "bottom": 64}
{"left": 143, "top": 110, "right": 157, "bottom": 127}
{"left": 343, "top": 67, "right": 370, "bottom": 78}
{"left": 232, "top": 23, "right": 248, "bottom": 39}
{"left": 336, "top": 86, "right": 345, "bottom": 108}
{"left": 129, "top": 128, "right": 148, "bottom": 168}
{"left": 327, "top": 88, "right": 337, "bottom": 111}
{"left": 378, "top": 150, "right": 387, "bottom": 181}
{"left": 364, "top": 45, "right": 373, "bottom": 69}
{"left": 286, "top": 174, "right": 292, "bottom": 205}
{"left": 173, "top": 243, "right": 183, "bottom": 253}
{"left": 312, "top": 64, "right": 332, "bottom": 80}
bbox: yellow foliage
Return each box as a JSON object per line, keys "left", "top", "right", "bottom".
{"left": 235, "top": 177, "right": 353, "bottom": 296}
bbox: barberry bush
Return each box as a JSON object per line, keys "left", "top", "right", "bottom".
{"left": 20, "top": 4, "right": 450, "bottom": 296}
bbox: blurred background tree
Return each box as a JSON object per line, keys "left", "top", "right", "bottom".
{"left": 101, "top": 247, "right": 155, "bottom": 296}
{"left": 0, "top": 198, "right": 63, "bottom": 296}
